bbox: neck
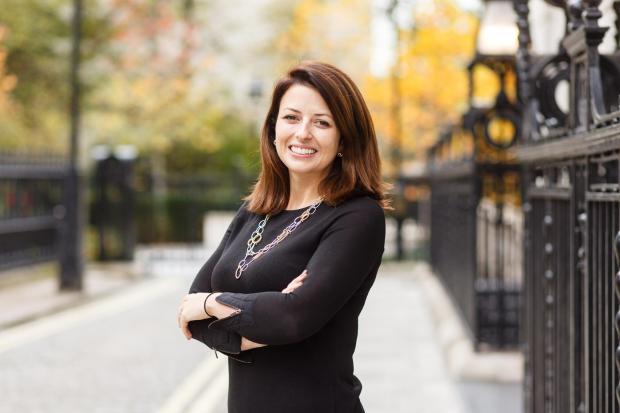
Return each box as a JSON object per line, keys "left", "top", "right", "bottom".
{"left": 287, "top": 173, "right": 323, "bottom": 210}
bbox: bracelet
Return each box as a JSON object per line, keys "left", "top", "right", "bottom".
{"left": 203, "top": 292, "right": 215, "bottom": 318}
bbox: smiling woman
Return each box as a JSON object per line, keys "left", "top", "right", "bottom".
{"left": 177, "top": 61, "right": 391, "bottom": 413}
{"left": 246, "top": 61, "right": 389, "bottom": 215}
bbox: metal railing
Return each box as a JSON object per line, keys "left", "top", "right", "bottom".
{"left": 475, "top": 198, "right": 522, "bottom": 347}
{"left": 429, "top": 170, "right": 477, "bottom": 340}
{"left": 0, "top": 154, "right": 67, "bottom": 271}
{"left": 425, "top": 122, "right": 523, "bottom": 349}
{"left": 515, "top": 0, "right": 620, "bottom": 411}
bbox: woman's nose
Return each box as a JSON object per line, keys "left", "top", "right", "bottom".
{"left": 294, "top": 120, "right": 312, "bottom": 140}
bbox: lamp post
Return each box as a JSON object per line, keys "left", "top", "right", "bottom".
{"left": 470, "top": 0, "right": 521, "bottom": 349}
{"left": 386, "top": 0, "right": 403, "bottom": 177}
{"left": 60, "top": 0, "right": 84, "bottom": 290}
{"left": 386, "top": 0, "right": 406, "bottom": 261}
{"left": 471, "top": 0, "right": 521, "bottom": 150}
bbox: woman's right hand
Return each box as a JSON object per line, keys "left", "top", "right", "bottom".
{"left": 281, "top": 270, "right": 308, "bottom": 294}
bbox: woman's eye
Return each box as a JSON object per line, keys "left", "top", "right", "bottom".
{"left": 283, "top": 115, "right": 297, "bottom": 120}
{"left": 317, "top": 120, "right": 330, "bottom": 127}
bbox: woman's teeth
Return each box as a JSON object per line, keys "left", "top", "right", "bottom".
{"left": 290, "top": 146, "right": 317, "bottom": 155}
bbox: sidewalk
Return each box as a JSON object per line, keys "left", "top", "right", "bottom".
{"left": 356, "top": 262, "right": 466, "bottom": 412}
{"left": 0, "top": 261, "right": 141, "bottom": 330}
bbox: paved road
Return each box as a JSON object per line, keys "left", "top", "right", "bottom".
{"left": 0, "top": 257, "right": 485, "bottom": 413}
{"left": 0, "top": 262, "right": 227, "bottom": 413}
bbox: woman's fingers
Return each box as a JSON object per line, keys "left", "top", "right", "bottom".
{"left": 177, "top": 304, "right": 192, "bottom": 340}
{"left": 282, "top": 270, "right": 309, "bottom": 293}
{"left": 289, "top": 270, "right": 308, "bottom": 285}
{"left": 179, "top": 315, "right": 192, "bottom": 340}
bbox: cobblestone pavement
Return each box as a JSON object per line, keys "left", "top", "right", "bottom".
{"left": 0, "top": 256, "right": 516, "bottom": 412}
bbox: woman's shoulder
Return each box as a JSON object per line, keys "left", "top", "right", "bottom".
{"left": 228, "top": 200, "right": 253, "bottom": 226}
{"left": 323, "top": 194, "right": 386, "bottom": 243}
{"left": 331, "top": 194, "right": 385, "bottom": 221}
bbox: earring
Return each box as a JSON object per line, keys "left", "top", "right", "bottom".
{"left": 337, "top": 152, "right": 343, "bottom": 158}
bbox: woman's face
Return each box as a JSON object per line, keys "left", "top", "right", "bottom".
{"left": 274, "top": 84, "right": 341, "bottom": 181}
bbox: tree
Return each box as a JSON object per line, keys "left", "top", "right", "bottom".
{"left": 83, "top": 0, "right": 260, "bottom": 178}
{"left": 0, "top": 24, "right": 22, "bottom": 147}
{"left": 363, "top": 0, "right": 479, "bottom": 174}
{"left": 269, "top": 0, "right": 371, "bottom": 83}
{"left": 0, "top": 0, "right": 111, "bottom": 153}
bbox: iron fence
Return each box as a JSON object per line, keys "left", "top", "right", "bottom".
{"left": 429, "top": 170, "right": 477, "bottom": 338}
{"left": 515, "top": 0, "right": 620, "bottom": 411}
{"left": 0, "top": 154, "right": 67, "bottom": 271}
{"left": 426, "top": 137, "right": 523, "bottom": 350}
{"left": 423, "top": 50, "right": 523, "bottom": 349}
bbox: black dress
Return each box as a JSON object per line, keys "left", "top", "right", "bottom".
{"left": 188, "top": 194, "right": 385, "bottom": 413}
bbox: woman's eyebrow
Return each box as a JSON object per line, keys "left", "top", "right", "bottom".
{"left": 284, "top": 107, "right": 332, "bottom": 118}
{"left": 284, "top": 107, "right": 333, "bottom": 118}
{"left": 314, "top": 113, "right": 332, "bottom": 118}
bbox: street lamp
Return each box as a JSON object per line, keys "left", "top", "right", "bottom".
{"left": 477, "top": 0, "right": 519, "bottom": 58}
{"left": 470, "top": 0, "right": 521, "bottom": 150}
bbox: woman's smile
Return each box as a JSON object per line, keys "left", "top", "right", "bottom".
{"left": 288, "top": 144, "right": 318, "bottom": 157}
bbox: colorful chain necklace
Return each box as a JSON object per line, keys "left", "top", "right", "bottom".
{"left": 235, "top": 198, "right": 323, "bottom": 279}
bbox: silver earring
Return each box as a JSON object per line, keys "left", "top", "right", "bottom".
{"left": 337, "top": 152, "right": 343, "bottom": 158}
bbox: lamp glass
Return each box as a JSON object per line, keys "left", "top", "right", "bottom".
{"left": 476, "top": 1, "right": 519, "bottom": 55}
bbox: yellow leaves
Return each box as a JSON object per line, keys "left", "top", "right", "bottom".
{"left": 0, "top": 25, "right": 17, "bottom": 111}
{"left": 363, "top": 0, "right": 477, "bottom": 164}
{"left": 192, "top": 125, "right": 221, "bottom": 153}
{"left": 1, "top": 73, "right": 17, "bottom": 93}
{"left": 273, "top": 0, "right": 371, "bottom": 81}
{"left": 0, "top": 23, "right": 25, "bottom": 150}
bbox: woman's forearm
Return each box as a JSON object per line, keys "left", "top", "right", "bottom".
{"left": 206, "top": 294, "right": 266, "bottom": 350}
{"left": 206, "top": 292, "right": 240, "bottom": 319}
{"left": 204, "top": 272, "right": 307, "bottom": 350}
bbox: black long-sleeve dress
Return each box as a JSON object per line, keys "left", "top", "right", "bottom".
{"left": 188, "top": 194, "right": 385, "bottom": 413}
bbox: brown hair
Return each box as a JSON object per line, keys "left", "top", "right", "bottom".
{"left": 244, "top": 61, "right": 392, "bottom": 214}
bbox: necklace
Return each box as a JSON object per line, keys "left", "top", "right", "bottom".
{"left": 235, "top": 198, "right": 323, "bottom": 279}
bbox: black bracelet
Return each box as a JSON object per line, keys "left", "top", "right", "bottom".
{"left": 203, "top": 292, "right": 215, "bottom": 318}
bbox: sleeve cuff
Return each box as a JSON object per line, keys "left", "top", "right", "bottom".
{"left": 208, "top": 292, "right": 255, "bottom": 332}
{"left": 188, "top": 318, "right": 242, "bottom": 355}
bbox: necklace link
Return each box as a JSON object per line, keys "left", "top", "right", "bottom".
{"left": 235, "top": 198, "right": 323, "bottom": 279}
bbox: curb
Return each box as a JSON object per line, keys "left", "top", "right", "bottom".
{"left": 413, "top": 261, "right": 523, "bottom": 383}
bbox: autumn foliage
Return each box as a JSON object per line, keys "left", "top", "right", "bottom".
{"left": 364, "top": 0, "right": 478, "bottom": 173}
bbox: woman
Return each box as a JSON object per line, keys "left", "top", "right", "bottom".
{"left": 177, "top": 61, "right": 390, "bottom": 413}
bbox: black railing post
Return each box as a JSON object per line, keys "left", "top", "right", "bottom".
{"left": 59, "top": 0, "right": 84, "bottom": 290}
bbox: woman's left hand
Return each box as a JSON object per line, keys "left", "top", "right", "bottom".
{"left": 177, "top": 293, "right": 210, "bottom": 340}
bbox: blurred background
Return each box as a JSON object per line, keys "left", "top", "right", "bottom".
{"left": 0, "top": 0, "right": 484, "bottom": 251}
{"left": 2, "top": 0, "right": 620, "bottom": 412}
